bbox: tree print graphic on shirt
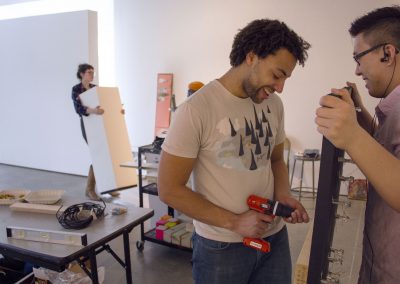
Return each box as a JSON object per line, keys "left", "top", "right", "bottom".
{"left": 215, "top": 104, "right": 276, "bottom": 171}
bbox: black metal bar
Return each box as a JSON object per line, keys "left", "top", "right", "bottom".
{"left": 89, "top": 249, "right": 99, "bottom": 284}
{"left": 123, "top": 230, "right": 133, "bottom": 284}
{"left": 100, "top": 184, "right": 137, "bottom": 195}
{"left": 75, "top": 242, "right": 132, "bottom": 280}
{"left": 6, "top": 228, "right": 12, "bottom": 237}
{"left": 104, "top": 244, "right": 126, "bottom": 268}
{"left": 76, "top": 251, "right": 98, "bottom": 267}
{"left": 323, "top": 151, "right": 343, "bottom": 279}
{"left": 77, "top": 244, "right": 109, "bottom": 264}
{"left": 77, "top": 259, "right": 92, "bottom": 278}
{"left": 81, "top": 234, "right": 88, "bottom": 246}
{"left": 290, "top": 158, "right": 297, "bottom": 188}
{"left": 138, "top": 146, "right": 145, "bottom": 243}
{"left": 299, "top": 159, "right": 305, "bottom": 198}
{"left": 168, "top": 206, "right": 174, "bottom": 217}
{"left": 307, "top": 137, "right": 344, "bottom": 283}
{"left": 138, "top": 146, "right": 143, "bottom": 208}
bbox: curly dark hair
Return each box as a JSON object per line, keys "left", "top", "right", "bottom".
{"left": 229, "top": 19, "right": 310, "bottom": 67}
{"left": 349, "top": 6, "right": 400, "bottom": 48}
{"left": 76, "top": 63, "right": 94, "bottom": 80}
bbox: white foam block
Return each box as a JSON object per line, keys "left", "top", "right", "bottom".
{"left": 172, "top": 229, "right": 189, "bottom": 246}
{"left": 180, "top": 231, "right": 193, "bottom": 248}
{"left": 163, "top": 223, "right": 186, "bottom": 243}
{"left": 10, "top": 203, "right": 65, "bottom": 214}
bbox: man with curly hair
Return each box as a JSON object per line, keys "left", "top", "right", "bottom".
{"left": 316, "top": 6, "right": 400, "bottom": 283}
{"left": 158, "top": 19, "right": 310, "bottom": 283}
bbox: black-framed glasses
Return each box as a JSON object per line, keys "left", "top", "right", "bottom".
{"left": 353, "top": 43, "right": 388, "bottom": 66}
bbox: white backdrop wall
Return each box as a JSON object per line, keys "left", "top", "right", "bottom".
{"left": 0, "top": 10, "right": 98, "bottom": 175}
{"left": 114, "top": 0, "right": 399, "bottom": 189}
{"left": 0, "top": 0, "right": 115, "bottom": 87}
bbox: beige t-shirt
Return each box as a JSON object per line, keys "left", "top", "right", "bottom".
{"left": 162, "top": 80, "right": 285, "bottom": 242}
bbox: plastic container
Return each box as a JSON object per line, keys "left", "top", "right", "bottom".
{"left": 24, "top": 189, "right": 65, "bottom": 205}
{"left": 0, "top": 189, "right": 31, "bottom": 205}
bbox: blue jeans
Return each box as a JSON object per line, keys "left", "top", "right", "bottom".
{"left": 192, "top": 226, "right": 291, "bottom": 284}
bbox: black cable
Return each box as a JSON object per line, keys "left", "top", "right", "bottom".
{"left": 370, "top": 110, "right": 379, "bottom": 136}
{"left": 370, "top": 51, "right": 397, "bottom": 136}
{"left": 56, "top": 199, "right": 106, "bottom": 230}
{"left": 381, "top": 48, "right": 397, "bottom": 99}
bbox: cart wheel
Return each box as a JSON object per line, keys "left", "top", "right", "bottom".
{"left": 136, "top": 241, "right": 144, "bottom": 251}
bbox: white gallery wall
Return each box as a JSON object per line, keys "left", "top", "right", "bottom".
{"left": 114, "top": 0, "right": 399, "bottom": 189}
{"left": 0, "top": 0, "right": 115, "bottom": 86}
{"left": 0, "top": 10, "right": 98, "bottom": 175}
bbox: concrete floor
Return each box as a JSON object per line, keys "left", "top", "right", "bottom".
{"left": 0, "top": 164, "right": 364, "bottom": 283}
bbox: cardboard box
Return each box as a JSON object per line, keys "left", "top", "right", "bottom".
{"left": 185, "top": 222, "right": 194, "bottom": 232}
{"left": 180, "top": 231, "right": 193, "bottom": 248}
{"left": 163, "top": 223, "right": 186, "bottom": 243}
{"left": 171, "top": 229, "right": 189, "bottom": 246}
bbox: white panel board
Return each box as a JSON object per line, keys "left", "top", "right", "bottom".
{"left": 80, "top": 87, "right": 137, "bottom": 192}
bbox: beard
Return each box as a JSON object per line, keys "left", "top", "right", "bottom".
{"left": 243, "top": 79, "right": 271, "bottom": 104}
{"left": 243, "top": 79, "right": 263, "bottom": 104}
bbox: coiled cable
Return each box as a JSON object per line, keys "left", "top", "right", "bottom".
{"left": 56, "top": 199, "right": 106, "bottom": 230}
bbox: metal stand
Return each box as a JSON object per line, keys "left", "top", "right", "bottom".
{"left": 307, "top": 138, "right": 343, "bottom": 283}
{"left": 290, "top": 154, "right": 320, "bottom": 199}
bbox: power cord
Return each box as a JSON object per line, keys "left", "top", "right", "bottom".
{"left": 56, "top": 199, "right": 106, "bottom": 230}
{"left": 370, "top": 48, "right": 397, "bottom": 136}
{"left": 370, "top": 111, "right": 378, "bottom": 136}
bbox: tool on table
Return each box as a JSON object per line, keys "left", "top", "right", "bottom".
{"left": 6, "top": 226, "right": 87, "bottom": 246}
{"left": 111, "top": 206, "right": 127, "bottom": 215}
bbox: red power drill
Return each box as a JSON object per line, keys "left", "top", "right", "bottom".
{"left": 243, "top": 195, "right": 294, "bottom": 253}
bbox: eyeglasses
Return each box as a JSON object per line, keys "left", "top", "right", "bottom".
{"left": 353, "top": 43, "right": 388, "bottom": 66}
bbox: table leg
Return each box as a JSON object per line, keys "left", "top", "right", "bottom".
{"left": 123, "top": 230, "right": 133, "bottom": 284}
{"left": 89, "top": 250, "right": 99, "bottom": 284}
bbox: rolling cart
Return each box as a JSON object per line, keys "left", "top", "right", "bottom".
{"left": 136, "top": 144, "right": 192, "bottom": 252}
